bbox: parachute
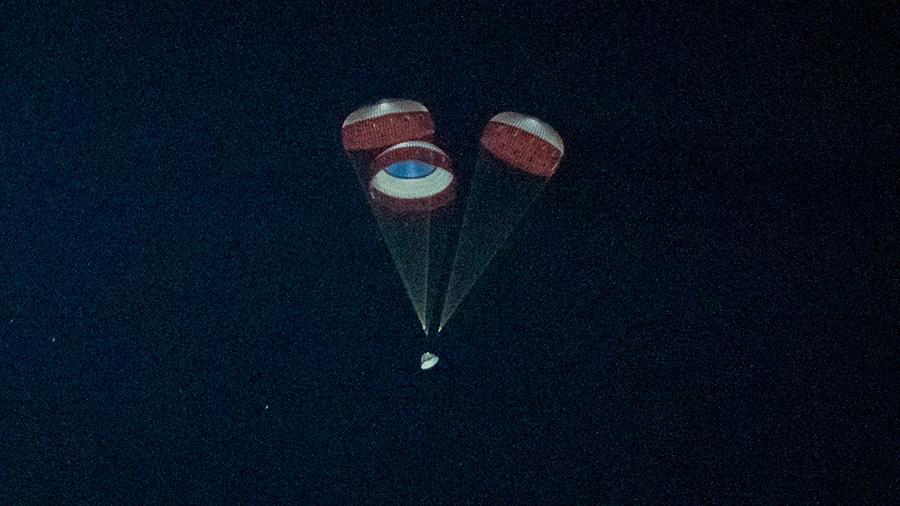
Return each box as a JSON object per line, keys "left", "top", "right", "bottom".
{"left": 341, "top": 101, "right": 563, "bottom": 368}
{"left": 341, "top": 100, "right": 452, "bottom": 335}
{"left": 439, "top": 112, "right": 564, "bottom": 331}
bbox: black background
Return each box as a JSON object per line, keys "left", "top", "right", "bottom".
{"left": 1, "top": 1, "right": 897, "bottom": 504}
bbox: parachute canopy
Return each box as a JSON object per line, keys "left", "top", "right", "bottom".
{"left": 341, "top": 99, "right": 434, "bottom": 154}
{"left": 481, "top": 112, "right": 564, "bottom": 178}
{"left": 370, "top": 141, "right": 456, "bottom": 214}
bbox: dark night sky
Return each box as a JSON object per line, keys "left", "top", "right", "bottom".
{"left": 1, "top": 2, "right": 897, "bottom": 504}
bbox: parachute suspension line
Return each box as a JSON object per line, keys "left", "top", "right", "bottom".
{"left": 423, "top": 325, "right": 432, "bottom": 348}
{"left": 438, "top": 160, "right": 550, "bottom": 332}
{"left": 374, "top": 208, "right": 432, "bottom": 333}
{"left": 422, "top": 206, "right": 432, "bottom": 334}
{"left": 437, "top": 161, "right": 483, "bottom": 333}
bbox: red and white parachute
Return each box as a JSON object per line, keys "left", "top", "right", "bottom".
{"left": 481, "top": 112, "right": 564, "bottom": 178}
{"left": 341, "top": 99, "right": 434, "bottom": 155}
{"left": 370, "top": 141, "right": 456, "bottom": 214}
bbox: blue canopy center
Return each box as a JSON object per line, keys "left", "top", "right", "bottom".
{"left": 385, "top": 160, "right": 435, "bottom": 179}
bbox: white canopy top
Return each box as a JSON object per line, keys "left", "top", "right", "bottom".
{"left": 343, "top": 99, "right": 428, "bottom": 127}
